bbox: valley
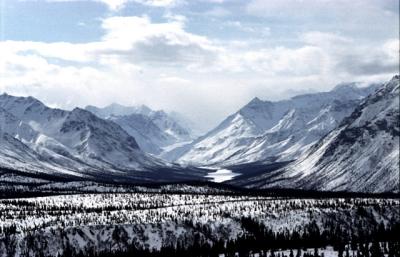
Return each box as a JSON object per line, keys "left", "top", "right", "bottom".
{"left": 0, "top": 76, "right": 399, "bottom": 257}
{"left": 1, "top": 76, "right": 398, "bottom": 192}
{"left": 1, "top": 1, "right": 399, "bottom": 256}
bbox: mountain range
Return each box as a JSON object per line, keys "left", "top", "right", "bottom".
{"left": 232, "top": 75, "right": 399, "bottom": 193}
{"left": 171, "top": 82, "right": 380, "bottom": 166}
{"left": 0, "top": 95, "right": 205, "bottom": 183}
{"left": 0, "top": 76, "right": 398, "bottom": 192}
{"left": 85, "top": 103, "right": 194, "bottom": 155}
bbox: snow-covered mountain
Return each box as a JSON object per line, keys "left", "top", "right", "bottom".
{"left": 234, "top": 76, "right": 399, "bottom": 193}
{"left": 107, "top": 113, "right": 171, "bottom": 155}
{"left": 174, "top": 82, "right": 379, "bottom": 166}
{"left": 0, "top": 94, "right": 205, "bottom": 182}
{"left": 85, "top": 103, "right": 193, "bottom": 155}
{"left": 86, "top": 103, "right": 153, "bottom": 117}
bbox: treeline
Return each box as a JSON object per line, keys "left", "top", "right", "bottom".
{"left": 46, "top": 217, "right": 400, "bottom": 257}
{"left": 2, "top": 196, "right": 397, "bottom": 236}
{"left": 1, "top": 173, "right": 399, "bottom": 200}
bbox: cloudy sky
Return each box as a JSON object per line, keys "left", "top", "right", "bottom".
{"left": 0, "top": 0, "right": 398, "bottom": 131}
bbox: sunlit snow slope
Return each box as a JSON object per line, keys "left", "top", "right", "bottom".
{"left": 235, "top": 76, "right": 399, "bottom": 193}
{"left": 0, "top": 95, "right": 204, "bottom": 182}
{"left": 175, "top": 82, "right": 379, "bottom": 166}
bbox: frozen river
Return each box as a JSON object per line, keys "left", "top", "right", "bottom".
{"left": 205, "top": 169, "right": 240, "bottom": 183}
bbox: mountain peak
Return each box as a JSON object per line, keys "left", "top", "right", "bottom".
{"left": 0, "top": 93, "right": 42, "bottom": 104}
{"left": 0, "top": 93, "right": 48, "bottom": 117}
{"left": 86, "top": 103, "right": 153, "bottom": 118}
{"left": 332, "top": 82, "right": 359, "bottom": 92}
{"left": 249, "top": 97, "right": 263, "bottom": 105}
{"left": 71, "top": 107, "right": 86, "bottom": 113}
{"left": 153, "top": 109, "right": 168, "bottom": 117}
{"left": 240, "top": 97, "right": 268, "bottom": 112}
{"left": 382, "top": 75, "right": 400, "bottom": 93}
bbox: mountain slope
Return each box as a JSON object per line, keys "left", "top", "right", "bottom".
{"left": 85, "top": 103, "right": 193, "bottom": 155}
{"left": 233, "top": 76, "right": 399, "bottom": 193}
{"left": 108, "top": 113, "right": 171, "bottom": 155}
{"left": 175, "top": 83, "right": 379, "bottom": 166}
{"left": 0, "top": 94, "right": 205, "bottom": 183}
{"left": 86, "top": 103, "right": 153, "bottom": 117}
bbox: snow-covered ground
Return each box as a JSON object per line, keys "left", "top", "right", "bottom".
{"left": 0, "top": 194, "right": 398, "bottom": 257}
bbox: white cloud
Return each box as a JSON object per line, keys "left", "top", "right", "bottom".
{"left": 163, "top": 13, "right": 187, "bottom": 24}
{"left": 204, "top": 7, "right": 231, "bottom": 17}
{"left": 41, "top": 0, "right": 128, "bottom": 10}
{"left": 300, "top": 31, "right": 352, "bottom": 46}
{"left": 246, "top": 0, "right": 399, "bottom": 42}
{"left": 0, "top": 16, "right": 219, "bottom": 68}
{"left": 224, "top": 21, "right": 270, "bottom": 37}
{"left": 137, "top": 0, "right": 181, "bottom": 7}
{"left": 298, "top": 32, "right": 399, "bottom": 77}
{"left": 1, "top": 13, "right": 398, "bottom": 128}
{"left": 158, "top": 75, "right": 190, "bottom": 84}
{"left": 246, "top": 0, "right": 397, "bottom": 17}
{"left": 203, "top": 0, "right": 225, "bottom": 3}
{"left": 99, "top": 16, "right": 220, "bottom": 67}
{"left": 97, "top": 0, "right": 129, "bottom": 10}
{"left": 43, "top": 0, "right": 182, "bottom": 10}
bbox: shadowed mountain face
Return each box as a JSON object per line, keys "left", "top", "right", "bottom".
{"left": 172, "top": 82, "right": 380, "bottom": 166}
{"left": 0, "top": 94, "right": 206, "bottom": 183}
{"left": 233, "top": 76, "right": 399, "bottom": 193}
